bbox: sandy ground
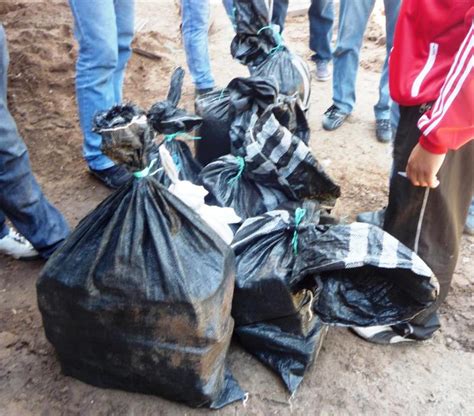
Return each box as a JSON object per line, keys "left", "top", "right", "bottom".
{"left": 0, "top": 1, "right": 473, "bottom": 415}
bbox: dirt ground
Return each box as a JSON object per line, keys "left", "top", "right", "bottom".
{"left": 0, "top": 1, "right": 473, "bottom": 415}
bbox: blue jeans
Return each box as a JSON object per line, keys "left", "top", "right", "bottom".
{"left": 182, "top": 0, "right": 215, "bottom": 90}
{"left": 333, "top": 0, "right": 400, "bottom": 120}
{"left": 309, "top": 0, "right": 334, "bottom": 63}
{"left": 69, "top": 0, "right": 135, "bottom": 171}
{"left": 0, "top": 26, "right": 69, "bottom": 258}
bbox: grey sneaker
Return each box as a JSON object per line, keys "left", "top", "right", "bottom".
{"left": 322, "top": 105, "right": 349, "bottom": 131}
{"left": 351, "top": 324, "right": 419, "bottom": 345}
{"left": 375, "top": 119, "right": 393, "bottom": 143}
{"left": 315, "top": 60, "right": 330, "bottom": 82}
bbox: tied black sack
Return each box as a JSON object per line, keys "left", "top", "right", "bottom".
{"left": 147, "top": 67, "right": 202, "bottom": 186}
{"left": 200, "top": 154, "right": 288, "bottom": 221}
{"left": 231, "top": 0, "right": 311, "bottom": 108}
{"left": 231, "top": 202, "right": 439, "bottom": 394}
{"left": 37, "top": 106, "right": 245, "bottom": 409}
{"left": 232, "top": 202, "right": 328, "bottom": 394}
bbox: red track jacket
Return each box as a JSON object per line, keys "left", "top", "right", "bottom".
{"left": 389, "top": 0, "right": 474, "bottom": 154}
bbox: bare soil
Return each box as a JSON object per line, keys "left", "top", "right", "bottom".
{"left": 0, "top": 1, "right": 472, "bottom": 415}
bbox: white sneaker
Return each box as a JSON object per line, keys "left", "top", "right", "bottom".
{"left": 351, "top": 325, "right": 417, "bottom": 345}
{"left": 0, "top": 228, "right": 40, "bottom": 260}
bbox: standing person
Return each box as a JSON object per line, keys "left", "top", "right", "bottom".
{"left": 182, "top": 0, "right": 289, "bottom": 97}
{"left": 68, "top": 0, "right": 134, "bottom": 188}
{"left": 0, "top": 25, "right": 69, "bottom": 260}
{"left": 319, "top": 0, "right": 400, "bottom": 143}
{"left": 353, "top": 1, "right": 473, "bottom": 344}
{"left": 308, "top": 0, "right": 334, "bottom": 82}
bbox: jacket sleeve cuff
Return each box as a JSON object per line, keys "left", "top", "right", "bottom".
{"left": 419, "top": 134, "right": 448, "bottom": 155}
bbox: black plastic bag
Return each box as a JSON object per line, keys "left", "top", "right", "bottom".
{"left": 231, "top": 201, "right": 328, "bottom": 393}
{"left": 194, "top": 88, "right": 232, "bottom": 166}
{"left": 249, "top": 48, "right": 312, "bottom": 110}
{"left": 294, "top": 222, "right": 439, "bottom": 327}
{"left": 147, "top": 67, "right": 203, "bottom": 185}
{"left": 231, "top": 202, "right": 438, "bottom": 393}
{"left": 195, "top": 77, "right": 310, "bottom": 166}
{"left": 242, "top": 107, "right": 340, "bottom": 205}
{"left": 231, "top": 1, "right": 311, "bottom": 108}
{"left": 37, "top": 106, "right": 245, "bottom": 409}
{"left": 199, "top": 154, "right": 288, "bottom": 221}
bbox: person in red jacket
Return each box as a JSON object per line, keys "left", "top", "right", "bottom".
{"left": 353, "top": 0, "right": 473, "bottom": 344}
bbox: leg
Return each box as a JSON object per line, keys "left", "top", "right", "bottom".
{"left": 332, "top": 0, "right": 375, "bottom": 114}
{"left": 69, "top": 0, "right": 119, "bottom": 171}
{"left": 308, "top": 0, "right": 334, "bottom": 63}
{"left": 272, "top": 0, "right": 289, "bottom": 33}
{"left": 373, "top": 0, "right": 400, "bottom": 121}
{"left": 384, "top": 106, "right": 474, "bottom": 339}
{"left": 0, "top": 26, "right": 69, "bottom": 258}
{"left": 113, "top": 0, "right": 135, "bottom": 103}
{"left": 181, "top": 0, "right": 215, "bottom": 91}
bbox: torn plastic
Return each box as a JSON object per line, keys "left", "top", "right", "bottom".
{"left": 38, "top": 102, "right": 245, "bottom": 409}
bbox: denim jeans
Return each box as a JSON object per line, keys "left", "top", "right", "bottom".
{"left": 333, "top": 0, "right": 400, "bottom": 120}
{"left": 182, "top": 0, "right": 215, "bottom": 90}
{"left": 309, "top": 0, "right": 334, "bottom": 63}
{"left": 222, "top": 0, "right": 288, "bottom": 30}
{"left": 0, "top": 25, "right": 69, "bottom": 257}
{"left": 69, "top": 0, "right": 135, "bottom": 171}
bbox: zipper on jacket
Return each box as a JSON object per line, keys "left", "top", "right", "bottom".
{"left": 411, "top": 43, "right": 439, "bottom": 98}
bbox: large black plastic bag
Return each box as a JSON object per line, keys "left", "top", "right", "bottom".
{"left": 147, "top": 67, "right": 202, "bottom": 185}
{"left": 37, "top": 106, "right": 245, "bottom": 409}
{"left": 231, "top": 202, "right": 328, "bottom": 393}
{"left": 231, "top": 201, "right": 439, "bottom": 393}
{"left": 231, "top": 0, "right": 311, "bottom": 108}
{"left": 200, "top": 154, "right": 288, "bottom": 221}
{"left": 294, "top": 222, "right": 440, "bottom": 327}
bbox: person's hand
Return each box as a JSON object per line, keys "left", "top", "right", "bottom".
{"left": 406, "top": 143, "right": 446, "bottom": 188}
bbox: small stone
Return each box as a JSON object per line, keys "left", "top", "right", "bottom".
{"left": 0, "top": 331, "right": 18, "bottom": 348}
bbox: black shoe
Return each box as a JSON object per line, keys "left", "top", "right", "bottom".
{"left": 322, "top": 105, "right": 349, "bottom": 131}
{"left": 375, "top": 119, "right": 393, "bottom": 143}
{"left": 195, "top": 87, "right": 214, "bottom": 98}
{"left": 89, "top": 165, "right": 132, "bottom": 189}
{"left": 356, "top": 209, "right": 386, "bottom": 227}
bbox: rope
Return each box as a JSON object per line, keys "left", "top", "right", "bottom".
{"left": 257, "top": 24, "right": 284, "bottom": 55}
{"left": 227, "top": 156, "right": 245, "bottom": 185}
{"left": 291, "top": 207, "right": 307, "bottom": 255}
{"left": 164, "top": 132, "right": 201, "bottom": 142}
{"left": 133, "top": 158, "right": 160, "bottom": 179}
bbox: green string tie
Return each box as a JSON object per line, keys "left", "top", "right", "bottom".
{"left": 227, "top": 156, "right": 245, "bottom": 185}
{"left": 257, "top": 24, "right": 284, "bottom": 55}
{"left": 291, "top": 208, "right": 307, "bottom": 255}
{"left": 164, "top": 132, "right": 202, "bottom": 142}
{"left": 133, "top": 158, "right": 158, "bottom": 179}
